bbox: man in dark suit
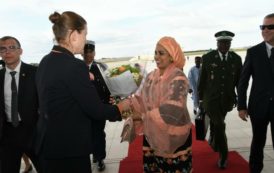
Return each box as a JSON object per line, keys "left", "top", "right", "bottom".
{"left": 0, "top": 36, "right": 41, "bottom": 173}
{"left": 238, "top": 13, "right": 274, "bottom": 173}
{"left": 82, "top": 40, "right": 110, "bottom": 172}
{"left": 0, "top": 60, "right": 5, "bottom": 69}
{"left": 0, "top": 59, "right": 5, "bottom": 172}
{"left": 198, "top": 31, "right": 242, "bottom": 169}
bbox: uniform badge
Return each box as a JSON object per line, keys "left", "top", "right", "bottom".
{"left": 211, "top": 63, "right": 218, "bottom": 68}
{"left": 210, "top": 71, "right": 214, "bottom": 80}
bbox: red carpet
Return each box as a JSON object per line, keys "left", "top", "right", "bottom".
{"left": 118, "top": 135, "right": 143, "bottom": 173}
{"left": 119, "top": 126, "right": 249, "bottom": 173}
{"left": 192, "top": 126, "right": 249, "bottom": 173}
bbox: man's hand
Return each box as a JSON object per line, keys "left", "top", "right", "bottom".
{"left": 238, "top": 110, "right": 249, "bottom": 121}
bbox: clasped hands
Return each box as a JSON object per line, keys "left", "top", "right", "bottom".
{"left": 116, "top": 95, "right": 141, "bottom": 120}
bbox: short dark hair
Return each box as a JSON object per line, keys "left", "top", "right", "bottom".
{"left": 84, "top": 43, "right": 95, "bottom": 53}
{"left": 265, "top": 13, "right": 274, "bottom": 19}
{"left": 195, "top": 56, "right": 201, "bottom": 60}
{"left": 0, "top": 36, "right": 21, "bottom": 47}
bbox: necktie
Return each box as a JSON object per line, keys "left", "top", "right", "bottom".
{"left": 222, "top": 54, "right": 226, "bottom": 62}
{"left": 10, "top": 71, "right": 19, "bottom": 127}
{"left": 90, "top": 63, "right": 96, "bottom": 71}
{"left": 270, "top": 48, "right": 274, "bottom": 74}
{"left": 271, "top": 48, "right": 274, "bottom": 60}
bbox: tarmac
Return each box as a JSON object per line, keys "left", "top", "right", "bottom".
{"left": 93, "top": 100, "right": 274, "bottom": 173}
{"left": 20, "top": 102, "right": 274, "bottom": 173}
{"left": 20, "top": 57, "right": 274, "bottom": 173}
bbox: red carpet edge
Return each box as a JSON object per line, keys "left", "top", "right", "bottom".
{"left": 119, "top": 125, "right": 249, "bottom": 173}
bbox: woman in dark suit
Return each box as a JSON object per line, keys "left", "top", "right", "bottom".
{"left": 35, "top": 11, "right": 128, "bottom": 173}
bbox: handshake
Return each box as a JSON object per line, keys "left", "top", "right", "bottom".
{"left": 117, "top": 99, "right": 132, "bottom": 119}
{"left": 115, "top": 95, "right": 142, "bottom": 120}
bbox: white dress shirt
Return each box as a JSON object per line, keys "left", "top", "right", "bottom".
{"left": 265, "top": 42, "right": 274, "bottom": 58}
{"left": 218, "top": 51, "right": 228, "bottom": 61}
{"left": 4, "top": 61, "right": 21, "bottom": 122}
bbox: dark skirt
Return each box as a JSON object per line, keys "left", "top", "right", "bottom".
{"left": 143, "top": 132, "right": 192, "bottom": 173}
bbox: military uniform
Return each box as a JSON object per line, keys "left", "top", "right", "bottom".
{"left": 83, "top": 41, "right": 110, "bottom": 171}
{"left": 89, "top": 61, "right": 110, "bottom": 163}
{"left": 199, "top": 50, "right": 242, "bottom": 112}
{"left": 198, "top": 31, "right": 242, "bottom": 169}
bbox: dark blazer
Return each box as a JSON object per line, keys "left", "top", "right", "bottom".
{"left": 0, "top": 62, "right": 38, "bottom": 146}
{"left": 237, "top": 42, "right": 274, "bottom": 118}
{"left": 198, "top": 50, "right": 242, "bottom": 112}
{"left": 36, "top": 46, "right": 121, "bottom": 159}
{"left": 90, "top": 62, "right": 110, "bottom": 104}
{"left": 0, "top": 99, "right": 3, "bottom": 140}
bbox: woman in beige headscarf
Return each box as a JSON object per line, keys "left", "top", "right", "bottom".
{"left": 121, "top": 36, "right": 192, "bottom": 173}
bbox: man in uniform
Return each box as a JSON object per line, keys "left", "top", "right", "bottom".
{"left": 82, "top": 40, "right": 110, "bottom": 172}
{"left": 198, "top": 31, "right": 242, "bottom": 169}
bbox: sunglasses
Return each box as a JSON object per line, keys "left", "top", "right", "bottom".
{"left": 260, "top": 24, "right": 274, "bottom": 30}
{"left": 0, "top": 45, "right": 20, "bottom": 53}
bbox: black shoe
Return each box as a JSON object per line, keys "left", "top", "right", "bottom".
{"left": 22, "top": 164, "right": 33, "bottom": 173}
{"left": 97, "top": 160, "right": 105, "bottom": 172}
{"left": 217, "top": 159, "right": 227, "bottom": 169}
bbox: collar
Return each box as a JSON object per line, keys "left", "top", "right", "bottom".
{"left": 265, "top": 42, "right": 273, "bottom": 57}
{"left": 5, "top": 61, "right": 21, "bottom": 74}
{"left": 52, "top": 45, "right": 74, "bottom": 58}
{"left": 87, "top": 61, "right": 96, "bottom": 69}
{"left": 265, "top": 42, "right": 273, "bottom": 50}
{"left": 218, "top": 51, "right": 228, "bottom": 57}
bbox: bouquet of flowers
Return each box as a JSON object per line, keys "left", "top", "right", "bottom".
{"left": 109, "top": 64, "right": 142, "bottom": 86}
{"left": 100, "top": 64, "right": 143, "bottom": 97}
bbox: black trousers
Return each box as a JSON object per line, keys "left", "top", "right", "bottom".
{"left": 0, "top": 146, "right": 2, "bottom": 172}
{"left": 0, "top": 122, "right": 42, "bottom": 173}
{"left": 43, "top": 156, "right": 91, "bottom": 173}
{"left": 249, "top": 100, "right": 274, "bottom": 173}
{"left": 206, "top": 102, "right": 228, "bottom": 161}
{"left": 91, "top": 120, "right": 106, "bottom": 161}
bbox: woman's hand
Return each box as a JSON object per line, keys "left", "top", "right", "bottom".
{"left": 117, "top": 99, "right": 132, "bottom": 119}
{"left": 89, "top": 72, "right": 95, "bottom": 80}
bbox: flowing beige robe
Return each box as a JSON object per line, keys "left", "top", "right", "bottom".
{"left": 130, "top": 64, "right": 192, "bottom": 157}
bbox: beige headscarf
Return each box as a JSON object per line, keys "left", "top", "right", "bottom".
{"left": 157, "top": 36, "right": 185, "bottom": 69}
